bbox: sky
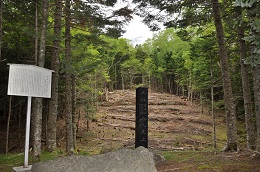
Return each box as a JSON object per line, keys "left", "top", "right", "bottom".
{"left": 122, "top": 15, "right": 154, "bottom": 45}
{"left": 113, "top": 0, "right": 155, "bottom": 45}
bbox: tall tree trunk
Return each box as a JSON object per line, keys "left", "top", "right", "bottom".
{"left": 18, "top": 98, "right": 22, "bottom": 148}
{"left": 6, "top": 96, "right": 12, "bottom": 154}
{"left": 30, "top": 0, "right": 38, "bottom": 151}
{"left": 254, "top": 45, "right": 260, "bottom": 151}
{"left": 121, "top": 70, "right": 125, "bottom": 90}
{"left": 114, "top": 65, "right": 117, "bottom": 90}
{"left": 72, "top": 75, "right": 76, "bottom": 150}
{"left": 210, "top": 54, "right": 216, "bottom": 148}
{"left": 65, "top": 0, "right": 74, "bottom": 155}
{"left": 253, "top": 65, "right": 260, "bottom": 152}
{"left": 248, "top": 3, "right": 260, "bottom": 152}
{"left": 94, "top": 70, "right": 98, "bottom": 109}
{"left": 130, "top": 75, "right": 134, "bottom": 89}
{"left": 34, "top": 0, "right": 38, "bottom": 65}
{"left": 212, "top": 0, "right": 238, "bottom": 151}
{"left": 0, "top": 0, "right": 3, "bottom": 62}
{"left": 188, "top": 72, "right": 192, "bottom": 102}
{"left": 47, "top": 0, "right": 62, "bottom": 152}
{"left": 236, "top": 7, "right": 255, "bottom": 150}
{"left": 148, "top": 71, "right": 151, "bottom": 90}
{"left": 32, "top": 0, "right": 48, "bottom": 159}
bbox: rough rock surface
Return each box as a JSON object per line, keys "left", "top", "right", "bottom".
{"left": 31, "top": 147, "right": 157, "bottom": 172}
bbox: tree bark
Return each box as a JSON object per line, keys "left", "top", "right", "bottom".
{"left": 65, "top": 0, "right": 74, "bottom": 155}
{"left": 34, "top": 0, "right": 38, "bottom": 65}
{"left": 148, "top": 71, "right": 151, "bottom": 90}
{"left": 236, "top": 8, "right": 255, "bottom": 150}
{"left": 121, "top": 70, "right": 125, "bottom": 90}
{"left": 0, "top": 0, "right": 3, "bottom": 62}
{"left": 18, "top": 98, "right": 22, "bottom": 148}
{"left": 32, "top": 0, "right": 48, "bottom": 159}
{"left": 6, "top": 96, "right": 12, "bottom": 154}
{"left": 210, "top": 54, "right": 216, "bottom": 148}
{"left": 32, "top": 98, "right": 43, "bottom": 159}
{"left": 47, "top": 0, "right": 62, "bottom": 152}
{"left": 30, "top": 0, "right": 38, "bottom": 153}
{"left": 253, "top": 65, "right": 260, "bottom": 152}
{"left": 249, "top": 10, "right": 260, "bottom": 152}
{"left": 114, "top": 65, "right": 117, "bottom": 90}
{"left": 248, "top": 3, "right": 260, "bottom": 152}
{"left": 212, "top": 0, "right": 238, "bottom": 151}
{"left": 72, "top": 75, "right": 76, "bottom": 150}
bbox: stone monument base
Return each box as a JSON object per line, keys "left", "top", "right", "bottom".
{"left": 12, "top": 165, "right": 32, "bottom": 172}
{"left": 32, "top": 147, "right": 157, "bottom": 172}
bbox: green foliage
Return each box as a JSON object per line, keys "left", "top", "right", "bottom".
{"left": 133, "top": 0, "right": 212, "bottom": 30}
{"left": 234, "top": 0, "right": 260, "bottom": 66}
{"left": 134, "top": 26, "right": 222, "bottom": 98}
{"left": 2, "top": 0, "right": 260, "bottom": 154}
{"left": 148, "top": 28, "right": 191, "bottom": 83}
{"left": 2, "top": 1, "right": 36, "bottom": 63}
{"left": 234, "top": 0, "right": 259, "bottom": 7}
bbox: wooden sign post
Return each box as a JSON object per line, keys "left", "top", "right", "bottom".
{"left": 7, "top": 64, "right": 53, "bottom": 170}
{"left": 135, "top": 87, "right": 148, "bottom": 148}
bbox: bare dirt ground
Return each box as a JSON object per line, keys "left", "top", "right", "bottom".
{"left": 75, "top": 90, "right": 260, "bottom": 172}
{"left": 77, "top": 90, "right": 217, "bottom": 153}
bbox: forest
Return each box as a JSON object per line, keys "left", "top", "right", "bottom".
{"left": 0, "top": 0, "right": 260, "bottom": 169}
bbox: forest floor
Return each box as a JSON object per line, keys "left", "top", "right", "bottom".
{"left": 75, "top": 90, "right": 224, "bottom": 154}
{"left": 75, "top": 90, "right": 260, "bottom": 171}
{"left": 1, "top": 90, "right": 260, "bottom": 171}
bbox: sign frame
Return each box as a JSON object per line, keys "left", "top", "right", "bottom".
{"left": 7, "top": 64, "right": 53, "bottom": 98}
{"left": 7, "top": 64, "right": 53, "bottom": 168}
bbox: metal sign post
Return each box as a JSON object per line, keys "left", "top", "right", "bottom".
{"left": 24, "top": 96, "right": 32, "bottom": 168}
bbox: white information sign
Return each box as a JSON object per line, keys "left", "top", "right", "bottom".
{"left": 7, "top": 64, "right": 53, "bottom": 169}
{"left": 7, "top": 64, "right": 53, "bottom": 98}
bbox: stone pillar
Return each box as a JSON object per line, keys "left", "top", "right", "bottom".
{"left": 135, "top": 87, "right": 148, "bottom": 148}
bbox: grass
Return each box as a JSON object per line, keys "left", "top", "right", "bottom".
{"left": 0, "top": 149, "right": 70, "bottom": 172}
{"left": 0, "top": 149, "right": 97, "bottom": 172}
{"left": 0, "top": 153, "right": 24, "bottom": 167}
{"left": 0, "top": 153, "right": 28, "bottom": 172}
{"left": 160, "top": 150, "right": 260, "bottom": 172}
{"left": 38, "top": 150, "right": 66, "bottom": 161}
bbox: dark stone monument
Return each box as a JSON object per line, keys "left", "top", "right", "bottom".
{"left": 135, "top": 87, "right": 148, "bottom": 148}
